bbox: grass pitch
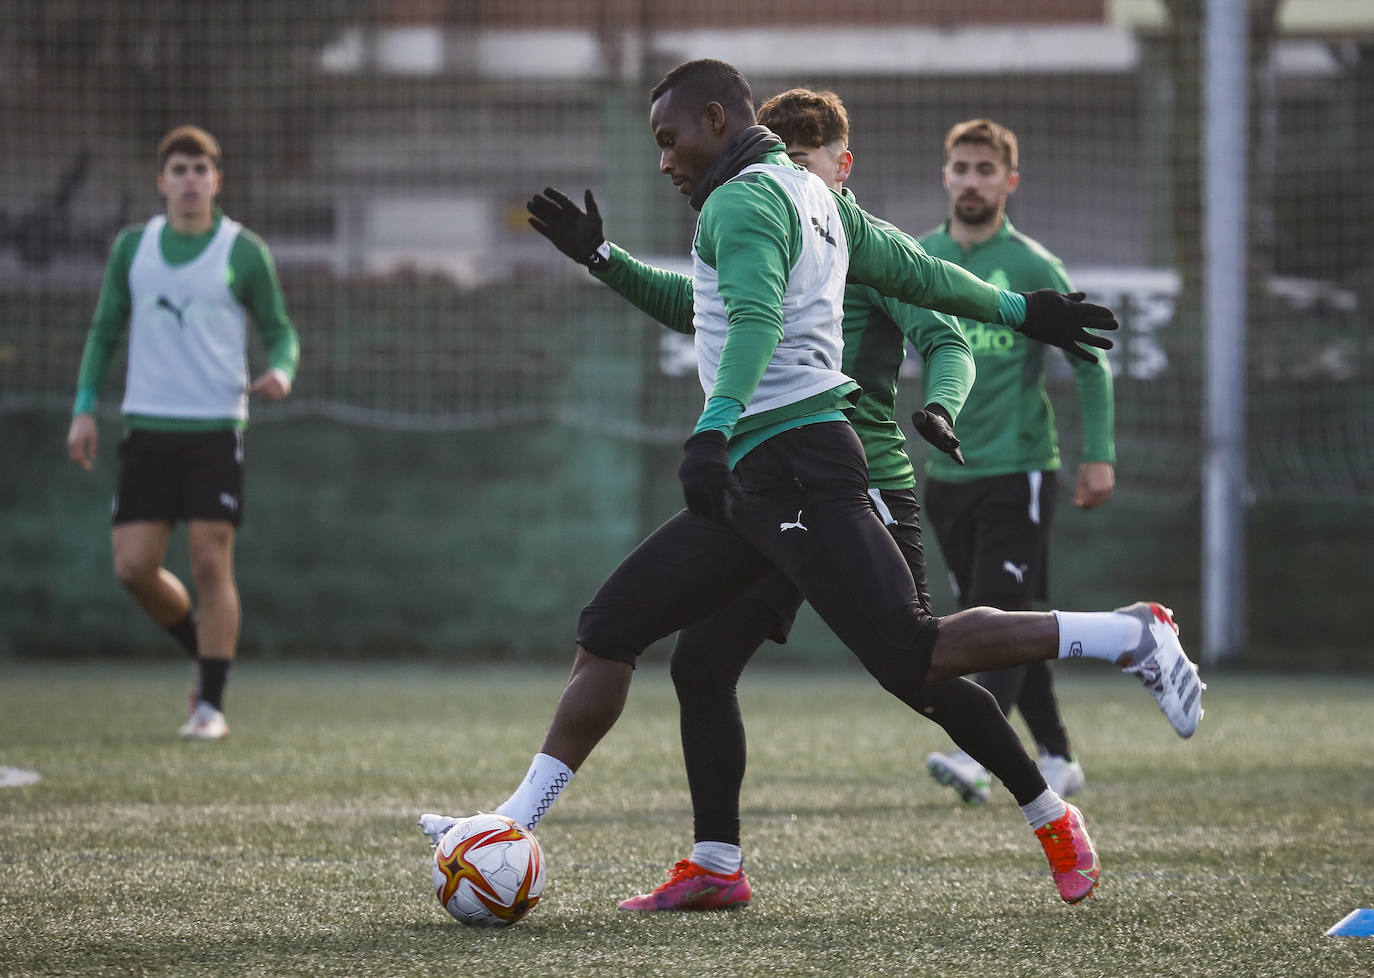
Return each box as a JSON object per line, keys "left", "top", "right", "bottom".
{"left": 1, "top": 661, "right": 1372, "bottom": 978}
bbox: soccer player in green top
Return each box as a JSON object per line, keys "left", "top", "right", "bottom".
{"left": 517, "top": 87, "right": 1111, "bottom": 909}
{"left": 921, "top": 119, "right": 1115, "bottom": 806}
{"left": 66, "top": 125, "right": 300, "bottom": 740}
{"left": 421, "top": 59, "right": 1202, "bottom": 910}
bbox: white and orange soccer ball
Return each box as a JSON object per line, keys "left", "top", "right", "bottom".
{"left": 431, "top": 813, "right": 545, "bottom": 927}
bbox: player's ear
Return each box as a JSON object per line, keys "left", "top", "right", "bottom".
{"left": 1006, "top": 170, "right": 1020, "bottom": 194}
{"left": 704, "top": 100, "right": 727, "bottom": 135}
{"left": 837, "top": 149, "right": 854, "bottom": 182}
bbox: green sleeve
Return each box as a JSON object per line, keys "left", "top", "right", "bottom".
{"left": 591, "top": 242, "right": 695, "bottom": 333}
{"left": 73, "top": 228, "right": 141, "bottom": 415}
{"left": 877, "top": 294, "right": 975, "bottom": 424}
{"left": 836, "top": 194, "right": 1011, "bottom": 325}
{"left": 695, "top": 179, "right": 799, "bottom": 409}
{"left": 1039, "top": 262, "right": 1115, "bottom": 465}
{"left": 230, "top": 230, "right": 300, "bottom": 380}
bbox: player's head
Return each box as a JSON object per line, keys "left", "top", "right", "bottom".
{"left": 942, "top": 118, "right": 1019, "bottom": 229}
{"left": 649, "top": 59, "right": 756, "bottom": 200}
{"left": 757, "top": 88, "right": 853, "bottom": 192}
{"left": 156, "top": 125, "right": 222, "bottom": 221}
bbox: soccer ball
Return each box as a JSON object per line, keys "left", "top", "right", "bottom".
{"left": 431, "top": 813, "right": 545, "bottom": 927}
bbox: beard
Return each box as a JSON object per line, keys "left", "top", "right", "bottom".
{"left": 953, "top": 196, "right": 999, "bottom": 227}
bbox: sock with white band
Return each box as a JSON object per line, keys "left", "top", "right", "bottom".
{"left": 495, "top": 752, "right": 574, "bottom": 831}
{"left": 690, "top": 841, "right": 743, "bottom": 876}
{"left": 1053, "top": 610, "right": 1143, "bottom": 664}
{"left": 1020, "top": 788, "right": 1068, "bottom": 831}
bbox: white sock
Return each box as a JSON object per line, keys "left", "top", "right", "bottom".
{"left": 494, "top": 752, "right": 574, "bottom": 831}
{"left": 1020, "top": 788, "right": 1068, "bottom": 831}
{"left": 690, "top": 841, "right": 743, "bottom": 876}
{"left": 1053, "top": 610, "right": 1143, "bottom": 664}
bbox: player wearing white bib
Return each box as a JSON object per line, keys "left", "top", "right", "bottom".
{"left": 421, "top": 59, "right": 1204, "bottom": 909}
{"left": 66, "top": 126, "right": 300, "bottom": 740}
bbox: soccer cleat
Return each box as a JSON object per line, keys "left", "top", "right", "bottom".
{"left": 925, "top": 749, "right": 991, "bottom": 805}
{"left": 1116, "top": 602, "right": 1206, "bottom": 738}
{"left": 617, "top": 859, "right": 751, "bottom": 912}
{"left": 178, "top": 701, "right": 228, "bottom": 740}
{"left": 1038, "top": 751, "right": 1086, "bottom": 797}
{"left": 1034, "top": 803, "right": 1100, "bottom": 903}
{"left": 418, "top": 813, "right": 464, "bottom": 848}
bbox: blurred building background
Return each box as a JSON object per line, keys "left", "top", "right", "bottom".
{"left": 1, "top": 1, "right": 1371, "bottom": 664}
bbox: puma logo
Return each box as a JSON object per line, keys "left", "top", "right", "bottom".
{"left": 219, "top": 492, "right": 238, "bottom": 512}
{"left": 157, "top": 295, "right": 191, "bottom": 326}
{"left": 779, "top": 510, "right": 807, "bottom": 532}
{"left": 1002, "top": 560, "right": 1028, "bottom": 584}
{"left": 810, "top": 216, "right": 836, "bottom": 246}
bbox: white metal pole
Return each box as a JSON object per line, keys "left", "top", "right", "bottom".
{"left": 1202, "top": 0, "right": 1248, "bottom": 665}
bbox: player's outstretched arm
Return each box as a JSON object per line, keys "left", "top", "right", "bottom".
{"left": 527, "top": 186, "right": 694, "bottom": 333}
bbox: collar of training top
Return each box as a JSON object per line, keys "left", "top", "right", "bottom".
{"left": 690, "top": 126, "right": 784, "bottom": 212}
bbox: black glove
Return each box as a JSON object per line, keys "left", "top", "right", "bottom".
{"left": 527, "top": 187, "right": 607, "bottom": 268}
{"left": 1017, "top": 290, "right": 1118, "bottom": 364}
{"left": 678, "top": 430, "right": 738, "bottom": 520}
{"left": 911, "top": 402, "right": 964, "bottom": 466}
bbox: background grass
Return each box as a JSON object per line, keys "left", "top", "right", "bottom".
{"left": 1, "top": 661, "right": 1372, "bottom": 977}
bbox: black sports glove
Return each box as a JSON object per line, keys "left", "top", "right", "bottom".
{"left": 1017, "top": 290, "right": 1118, "bottom": 364}
{"left": 911, "top": 402, "right": 964, "bottom": 466}
{"left": 678, "top": 430, "right": 738, "bottom": 520}
{"left": 527, "top": 187, "right": 607, "bottom": 268}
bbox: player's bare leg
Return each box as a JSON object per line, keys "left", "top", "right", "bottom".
{"left": 436, "top": 647, "right": 633, "bottom": 836}
{"left": 187, "top": 520, "right": 238, "bottom": 661}
{"left": 927, "top": 604, "right": 1204, "bottom": 738}
{"left": 180, "top": 520, "right": 238, "bottom": 740}
{"left": 538, "top": 646, "right": 633, "bottom": 770}
{"left": 111, "top": 521, "right": 189, "bottom": 625}
{"left": 924, "top": 608, "right": 1057, "bottom": 682}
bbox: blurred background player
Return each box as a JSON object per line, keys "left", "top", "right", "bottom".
{"left": 921, "top": 119, "right": 1115, "bottom": 804}
{"left": 66, "top": 125, "right": 300, "bottom": 740}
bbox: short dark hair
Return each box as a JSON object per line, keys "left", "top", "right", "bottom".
{"left": 944, "top": 118, "right": 1018, "bottom": 170}
{"left": 757, "top": 88, "right": 849, "bottom": 148}
{"left": 158, "top": 125, "right": 221, "bottom": 169}
{"left": 650, "top": 59, "right": 755, "bottom": 121}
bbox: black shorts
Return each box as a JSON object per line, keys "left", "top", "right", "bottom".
{"left": 741, "top": 485, "right": 933, "bottom": 644}
{"left": 578, "top": 422, "right": 939, "bottom": 697}
{"left": 924, "top": 470, "right": 1057, "bottom": 610}
{"left": 113, "top": 428, "right": 244, "bottom": 527}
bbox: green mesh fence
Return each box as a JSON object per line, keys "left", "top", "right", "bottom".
{"left": 2, "top": 2, "right": 1371, "bottom": 657}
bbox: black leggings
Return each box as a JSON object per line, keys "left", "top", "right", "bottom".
{"left": 670, "top": 489, "right": 1046, "bottom": 846}
{"left": 576, "top": 423, "right": 1046, "bottom": 845}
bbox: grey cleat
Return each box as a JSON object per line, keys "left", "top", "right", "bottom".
{"left": 1116, "top": 601, "right": 1206, "bottom": 738}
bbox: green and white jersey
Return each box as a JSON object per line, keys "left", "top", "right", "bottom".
{"left": 594, "top": 147, "right": 1016, "bottom": 461}
{"left": 73, "top": 210, "right": 300, "bottom": 431}
{"left": 837, "top": 189, "right": 973, "bottom": 489}
{"left": 917, "top": 217, "right": 1114, "bottom": 482}
{"left": 692, "top": 161, "right": 851, "bottom": 422}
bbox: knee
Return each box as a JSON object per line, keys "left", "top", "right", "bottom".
{"left": 188, "top": 539, "right": 233, "bottom": 588}
{"left": 112, "top": 552, "right": 156, "bottom": 592}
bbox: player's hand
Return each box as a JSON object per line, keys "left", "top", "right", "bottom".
{"left": 1017, "top": 290, "right": 1117, "bottom": 364}
{"left": 527, "top": 187, "right": 607, "bottom": 268}
{"left": 248, "top": 368, "right": 291, "bottom": 401}
{"left": 678, "top": 430, "right": 739, "bottom": 520}
{"left": 911, "top": 403, "right": 964, "bottom": 465}
{"left": 66, "top": 413, "right": 98, "bottom": 471}
{"left": 1074, "top": 461, "right": 1115, "bottom": 509}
